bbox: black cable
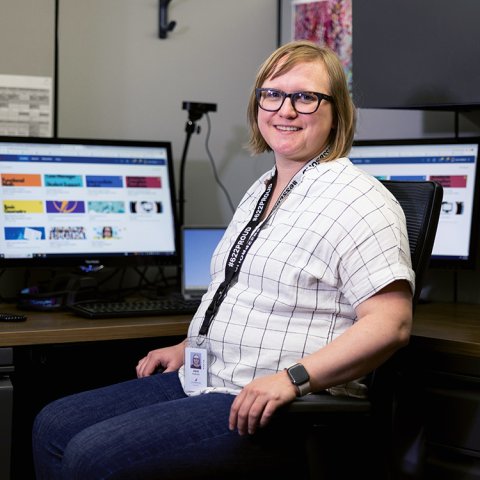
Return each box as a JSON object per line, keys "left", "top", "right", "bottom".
{"left": 96, "top": 267, "right": 123, "bottom": 288}
{"left": 204, "top": 113, "right": 236, "bottom": 213}
{"left": 0, "top": 269, "right": 6, "bottom": 302}
{"left": 133, "top": 265, "right": 160, "bottom": 289}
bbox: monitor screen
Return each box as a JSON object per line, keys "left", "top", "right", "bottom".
{"left": 350, "top": 138, "right": 480, "bottom": 269}
{"left": 181, "top": 226, "right": 226, "bottom": 299}
{"left": 0, "top": 136, "right": 179, "bottom": 270}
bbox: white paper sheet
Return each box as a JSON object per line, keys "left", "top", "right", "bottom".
{"left": 0, "top": 74, "right": 53, "bottom": 137}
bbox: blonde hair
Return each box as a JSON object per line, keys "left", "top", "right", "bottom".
{"left": 247, "top": 41, "right": 356, "bottom": 161}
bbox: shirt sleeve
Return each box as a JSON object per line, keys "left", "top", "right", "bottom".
{"left": 334, "top": 182, "right": 415, "bottom": 309}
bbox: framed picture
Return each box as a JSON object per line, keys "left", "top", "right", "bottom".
{"left": 277, "top": 0, "right": 352, "bottom": 90}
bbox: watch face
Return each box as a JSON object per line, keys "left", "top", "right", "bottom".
{"left": 288, "top": 364, "right": 309, "bottom": 385}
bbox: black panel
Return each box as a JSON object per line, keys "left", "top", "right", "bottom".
{"left": 352, "top": 0, "right": 480, "bottom": 110}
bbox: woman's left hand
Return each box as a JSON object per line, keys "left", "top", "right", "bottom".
{"left": 229, "top": 370, "right": 297, "bottom": 435}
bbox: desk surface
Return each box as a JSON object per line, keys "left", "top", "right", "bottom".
{"left": 411, "top": 302, "right": 480, "bottom": 357}
{"left": 0, "top": 303, "right": 190, "bottom": 346}
{"left": 0, "top": 302, "right": 479, "bottom": 356}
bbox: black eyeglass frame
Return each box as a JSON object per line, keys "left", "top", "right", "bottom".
{"left": 255, "top": 88, "right": 333, "bottom": 114}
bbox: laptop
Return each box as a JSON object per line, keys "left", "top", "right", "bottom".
{"left": 181, "top": 226, "right": 226, "bottom": 301}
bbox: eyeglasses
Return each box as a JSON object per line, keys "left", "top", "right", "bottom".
{"left": 255, "top": 88, "right": 333, "bottom": 114}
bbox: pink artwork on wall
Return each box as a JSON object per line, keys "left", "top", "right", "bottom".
{"left": 292, "top": 0, "right": 352, "bottom": 91}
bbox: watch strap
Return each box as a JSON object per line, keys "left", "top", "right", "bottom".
{"left": 296, "top": 380, "right": 311, "bottom": 396}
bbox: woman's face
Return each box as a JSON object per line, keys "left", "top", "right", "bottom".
{"left": 257, "top": 59, "right": 334, "bottom": 166}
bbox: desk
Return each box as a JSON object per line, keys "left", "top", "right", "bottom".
{"left": 1, "top": 302, "right": 478, "bottom": 351}
{"left": 411, "top": 302, "right": 480, "bottom": 358}
{"left": 1, "top": 302, "right": 478, "bottom": 350}
{"left": 405, "top": 303, "right": 480, "bottom": 479}
{"left": 0, "top": 302, "right": 479, "bottom": 480}
{"left": 0, "top": 304, "right": 191, "bottom": 347}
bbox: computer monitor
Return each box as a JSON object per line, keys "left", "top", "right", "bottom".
{"left": 0, "top": 136, "right": 179, "bottom": 271}
{"left": 350, "top": 138, "right": 480, "bottom": 269}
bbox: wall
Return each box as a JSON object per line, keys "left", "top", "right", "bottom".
{"left": 0, "top": 0, "right": 55, "bottom": 77}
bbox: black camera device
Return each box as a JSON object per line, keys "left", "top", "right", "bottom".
{"left": 182, "top": 102, "right": 217, "bottom": 113}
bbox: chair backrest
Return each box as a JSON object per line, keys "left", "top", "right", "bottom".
{"left": 369, "top": 180, "right": 443, "bottom": 400}
{"left": 380, "top": 180, "right": 443, "bottom": 309}
{"left": 285, "top": 180, "right": 443, "bottom": 421}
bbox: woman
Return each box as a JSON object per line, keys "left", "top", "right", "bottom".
{"left": 32, "top": 40, "right": 414, "bottom": 479}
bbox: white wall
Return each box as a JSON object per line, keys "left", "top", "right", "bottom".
{"left": 57, "top": 0, "right": 278, "bottom": 226}
{"left": 0, "top": 0, "right": 55, "bottom": 76}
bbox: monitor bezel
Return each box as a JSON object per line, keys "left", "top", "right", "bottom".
{"left": 0, "top": 136, "right": 180, "bottom": 270}
{"left": 351, "top": 137, "right": 480, "bottom": 270}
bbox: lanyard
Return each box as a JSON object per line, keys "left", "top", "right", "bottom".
{"left": 199, "top": 177, "right": 275, "bottom": 336}
{"left": 198, "top": 151, "right": 329, "bottom": 338}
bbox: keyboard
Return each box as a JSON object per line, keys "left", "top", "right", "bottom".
{"left": 70, "top": 297, "right": 201, "bottom": 319}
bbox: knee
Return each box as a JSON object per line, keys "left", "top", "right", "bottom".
{"left": 32, "top": 400, "right": 74, "bottom": 479}
{"left": 62, "top": 437, "right": 100, "bottom": 479}
{"left": 61, "top": 426, "right": 119, "bottom": 479}
{"left": 62, "top": 427, "right": 128, "bottom": 480}
{"left": 32, "top": 395, "right": 87, "bottom": 460}
{"left": 33, "top": 399, "right": 64, "bottom": 445}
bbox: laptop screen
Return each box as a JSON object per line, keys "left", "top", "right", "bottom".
{"left": 181, "top": 226, "right": 226, "bottom": 298}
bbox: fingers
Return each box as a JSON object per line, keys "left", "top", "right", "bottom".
{"left": 136, "top": 351, "right": 161, "bottom": 378}
{"left": 229, "top": 389, "right": 276, "bottom": 435}
{"left": 229, "top": 391, "right": 257, "bottom": 435}
{"left": 135, "top": 356, "right": 151, "bottom": 378}
{"left": 259, "top": 401, "right": 276, "bottom": 429}
{"left": 229, "top": 372, "right": 297, "bottom": 435}
{"left": 136, "top": 341, "right": 186, "bottom": 378}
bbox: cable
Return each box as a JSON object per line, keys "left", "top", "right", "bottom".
{"left": 0, "top": 269, "right": 6, "bottom": 302}
{"left": 204, "top": 113, "right": 236, "bottom": 213}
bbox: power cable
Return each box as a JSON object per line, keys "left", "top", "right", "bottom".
{"left": 204, "top": 113, "right": 235, "bottom": 214}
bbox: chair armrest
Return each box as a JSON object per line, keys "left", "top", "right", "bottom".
{"left": 285, "top": 392, "right": 372, "bottom": 414}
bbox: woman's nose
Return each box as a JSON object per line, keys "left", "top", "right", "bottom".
{"left": 278, "top": 96, "right": 297, "bottom": 117}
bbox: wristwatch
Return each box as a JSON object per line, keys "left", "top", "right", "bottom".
{"left": 286, "top": 363, "right": 311, "bottom": 397}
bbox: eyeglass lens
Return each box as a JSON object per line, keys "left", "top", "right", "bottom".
{"left": 257, "top": 89, "right": 321, "bottom": 114}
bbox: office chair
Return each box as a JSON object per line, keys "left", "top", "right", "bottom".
{"left": 283, "top": 180, "right": 444, "bottom": 480}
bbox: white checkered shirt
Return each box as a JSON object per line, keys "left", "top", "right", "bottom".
{"left": 179, "top": 157, "right": 415, "bottom": 397}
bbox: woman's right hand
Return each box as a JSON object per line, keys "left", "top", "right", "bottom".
{"left": 136, "top": 339, "right": 186, "bottom": 377}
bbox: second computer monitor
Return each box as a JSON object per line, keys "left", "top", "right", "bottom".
{"left": 0, "top": 136, "right": 179, "bottom": 270}
{"left": 350, "top": 138, "right": 480, "bottom": 269}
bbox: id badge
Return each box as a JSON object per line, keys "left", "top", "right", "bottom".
{"left": 184, "top": 342, "right": 208, "bottom": 393}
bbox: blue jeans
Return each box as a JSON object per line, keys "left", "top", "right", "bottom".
{"left": 32, "top": 372, "right": 304, "bottom": 479}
